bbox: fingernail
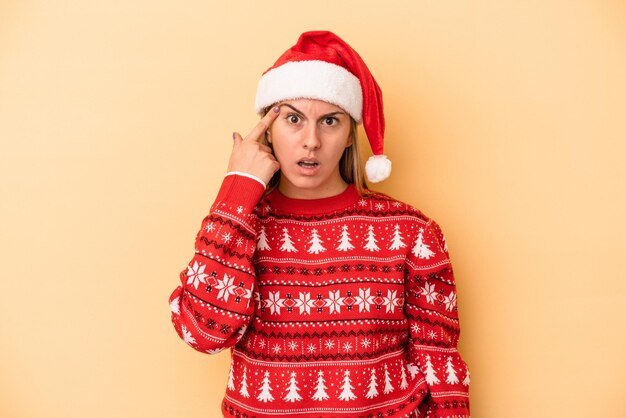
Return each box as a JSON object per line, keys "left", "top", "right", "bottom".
{"left": 232, "top": 132, "right": 236, "bottom": 140}
{"left": 273, "top": 106, "right": 280, "bottom": 113}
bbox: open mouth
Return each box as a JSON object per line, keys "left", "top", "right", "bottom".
{"left": 298, "top": 160, "right": 319, "bottom": 168}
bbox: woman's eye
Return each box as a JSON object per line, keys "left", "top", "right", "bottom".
{"left": 287, "top": 114, "right": 300, "bottom": 124}
{"left": 323, "top": 117, "right": 337, "bottom": 126}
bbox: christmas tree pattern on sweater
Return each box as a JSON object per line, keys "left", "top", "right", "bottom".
{"left": 169, "top": 174, "right": 470, "bottom": 418}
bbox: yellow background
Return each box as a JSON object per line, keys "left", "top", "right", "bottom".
{"left": 1, "top": 1, "right": 625, "bottom": 417}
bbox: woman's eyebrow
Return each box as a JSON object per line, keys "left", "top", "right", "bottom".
{"left": 281, "top": 103, "right": 346, "bottom": 118}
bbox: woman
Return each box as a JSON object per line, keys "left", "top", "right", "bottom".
{"left": 169, "top": 30, "right": 471, "bottom": 418}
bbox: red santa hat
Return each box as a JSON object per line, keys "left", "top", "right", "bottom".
{"left": 254, "top": 30, "right": 391, "bottom": 183}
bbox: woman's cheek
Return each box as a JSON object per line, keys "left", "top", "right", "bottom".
{"left": 271, "top": 145, "right": 288, "bottom": 165}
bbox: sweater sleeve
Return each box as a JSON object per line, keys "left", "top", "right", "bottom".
{"left": 404, "top": 219, "right": 471, "bottom": 417}
{"left": 168, "top": 174, "right": 265, "bottom": 354}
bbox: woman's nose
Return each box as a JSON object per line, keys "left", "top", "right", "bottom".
{"left": 303, "top": 126, "right": 321, "bottom": 149}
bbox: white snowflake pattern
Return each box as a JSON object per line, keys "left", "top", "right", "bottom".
{"left": 382, "top": 335, "right": 389, "bottom": 343}
{"left": 215, "top": 273, "right": 236, "bottom": 302}
{"left": 222, "top": 232, "right": 232, "bottom": 243}
{"left": 324, "top": 340, "right": 336, "bottom": 350}
{"left": 307, "top": 343, "right": 317, "bottom": 354}
{"left": 420, "top": 282, "right": 438, "bottom": 305}
{"left": 355, "top": 288, "right": 375, "bottom": 312}
{"left": 392, "top": 201, "right": 403, "bottom": 208}
{"left": 342, "top": 342, "right": 353, "bottom": 352}
{"left": 235, "top": 237, "right": 244, "bottom": 247}
{"left": 361, "top": 338, "right": 371, "bottom": 348}
{"left": 205, "top": 223, "right": 215, "bottom": 232}
{"left": 186, "top": 261, "right": 208, "bottom": 290}
{"left": 358, "top": 198, "right": 367, "bottom": 207}
{"left": 327, "top": 290, "right": 343, "bottom": 314}
{"left": 258, "top": 339, "right": 266, "bottom": 349}
{"left": 265, "top": 291, "right": 283, "bottom": 315}
{"left": 236, "top": 206, "right": 244, "bottom": 214}
{"left": 375, "top": 202, "right": 385, "bottom": 211}
{"left": 169, "top": 296, "right": 180, "bottom": 315}
{"left": 181, "top": 325, "right": 196, "bottom": 346}
{"left": 383, "top": 289, "right": 399, "bottom": 313}
{"left": 272, "top": 344, "right": 282, "bottom": 354}
{"left": 411, "top": 323, "right": 421, "bottom": 334}
{"left": 288, "top": 341, "right": 299, "bottom": 351}
{"left": 294, "top": 292, "right": 315, "bottom": 315}
{"left": 443, "top": 291, "right": 457, "bottom": 311}
{"left": 428, "top": 330, "right": 438, "bottom": 339}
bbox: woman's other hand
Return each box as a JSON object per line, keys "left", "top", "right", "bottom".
{"left": 227, "top": 106, "right": 281, "bottom": 185}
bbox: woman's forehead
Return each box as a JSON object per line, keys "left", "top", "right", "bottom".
{"left": 277, "top": 98, "right": 347, "bottom": 114}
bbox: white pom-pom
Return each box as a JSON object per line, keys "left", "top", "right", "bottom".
{"left": 365, "top": 154, "right": 391, "bottom": 183}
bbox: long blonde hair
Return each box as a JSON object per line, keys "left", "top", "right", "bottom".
{"left": 260, "top": 106, "right": 369, "bottom": 197}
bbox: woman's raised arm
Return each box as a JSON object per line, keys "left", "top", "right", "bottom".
{"left": 168, "top": 108, "right": 281, "bottom": 353}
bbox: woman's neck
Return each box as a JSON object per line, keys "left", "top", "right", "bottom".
{"left": 270, "top": 182, "right": 359, "bottom": 215}
{"left": 277, "top": 179, "right": 349, "bottom": 200}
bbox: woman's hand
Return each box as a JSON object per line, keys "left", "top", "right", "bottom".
{"left": 227, "top": 106, "right": 281, "bottom": 186}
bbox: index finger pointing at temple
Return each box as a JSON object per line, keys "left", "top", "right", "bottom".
{"left": 243, "top": 105, "right": 281, "bottom": 143}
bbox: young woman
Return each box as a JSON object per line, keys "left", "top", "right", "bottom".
{"left": 169, "top": 30, "right": 471, "bottom": 418}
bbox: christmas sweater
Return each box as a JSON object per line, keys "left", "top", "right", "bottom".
{"left": 169, "top": 173, "right": 471, "bottom": 418}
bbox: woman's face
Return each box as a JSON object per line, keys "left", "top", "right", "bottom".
{"left": 268, "top": 98, "right": 353, "bottom": 199}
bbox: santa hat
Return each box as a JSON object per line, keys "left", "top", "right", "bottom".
{"left": 254, "top": 30, "right": 391, "bottom": 183}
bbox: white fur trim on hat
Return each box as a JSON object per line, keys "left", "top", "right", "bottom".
{"left": 255, "top": 60, "right": 363, "bottom": 122}
{"left": 365, "top": 154, "right": 391, "bottom": 183}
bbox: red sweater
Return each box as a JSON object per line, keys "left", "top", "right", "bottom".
{"left": 169, "top": 174, "right": 471, "bottom": 418}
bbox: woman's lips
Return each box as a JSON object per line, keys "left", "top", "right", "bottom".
{"left": 296, "top": 160, "right": 320, "bottom": 175}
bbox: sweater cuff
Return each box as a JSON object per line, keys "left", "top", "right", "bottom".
{"left": 224, "top": 171, "right": 266, "bottom": 189}
{"left": 212, "top": 172, "right": 266, "bottom": 215}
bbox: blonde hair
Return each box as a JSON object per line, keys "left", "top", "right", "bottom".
{"left": 260, "top": 106, "right": 370, "bottom": 197}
